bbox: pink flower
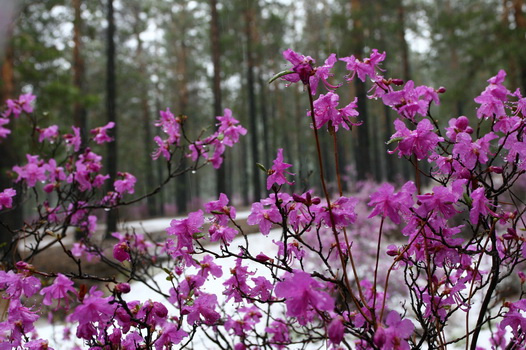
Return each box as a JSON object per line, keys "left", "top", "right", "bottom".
{"left": 209, "top": 223, "right": 237, "bottom": 243}
{"left": 247, "top": 202, "right": 281, "bottom": 235}
{"left": 382, "top": 81, "right": 439, "bottom": 121}
{"left": 274, "top": 270, "right": 334, "bottom": 325}
{"left": 474, "top": 70, "right": 510, "bottom": 119}
{"left": 2, "top": 93, "right": 36, "bottom": 118}
{"left": 445, "top": 116, "right": 473, "bottom": 142}
{"left": 114, "top": 172, "right": 136, "bottom": 195}
{"left": 184, "top": 293, "right": 221, "bottom": 326}
{"left": 216, "top": 108, "right": 247, "bottom": 147}
{"left": 40, "top": 273, "right": 77, "bottom": 307}
{"left": 37, "top": 125, "right": 59, "bottom": 143}
{"left": 90, "top": 121, "right": 115, "bottom": 144}
{"left": 452, "top": 132, "right": 497, "bottom": 169}
{"left": 205, "top": 193, "right": 236, "bottom": 226}
{"left": 368, "top": 182, "right": 416, "bottom": 224}
{"left": 154, "top": 323, "right": 187, "bottom": 350}
{"left": 0, "top": 270, "right": 41, "bottom": 299}
{"left": 113, "top": 241, "right": 130, "bottom": 262}
{"left": 0, "top": 188, "right": 16, "bottom": 210}
{"left": 470, "top": 187, "right": 493, "bottom": 225}
{"left": 152, "top": 136, "right": 171, "bottom": 160}
{"left": 340, "top": 49, "right": 386, "bottom": 82}
{"left": 166, "top": 210, "right": 204, "bottom": 252}
{"left": 267, "top": 148, "right": 294, "bottom": 190}
{"left": 0, "top": 117, "right": 10, "bottom": 138}
{"left": 155, "top": 108, "right": 181, "bottom": 145}
{"left": 13, "top": 154, "right": 47, "bottom": 187}
{"left": 64, "top": 126, "right": 82, "bottom": 152}
{"left": 373, "top": 311, "right": 414, "bottom": 350}
{"left": 312, "top": 92, "right": 360, "bottom": 131}
{"left": 328, "top": 316, "right": 345, "bottom": 345}
{"left": 390, "top": 118, "right": 443, "bottom": 160}
{"left": 281, "top": 49, "right": 338, "bottom": 94}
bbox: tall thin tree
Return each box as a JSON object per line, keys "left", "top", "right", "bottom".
{"left": 105, "top": 0, "right": 118, "bottom": 235}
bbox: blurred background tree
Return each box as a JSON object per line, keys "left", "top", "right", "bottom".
{"left": 0, "top": 0, "right": 523, "bottom": 225}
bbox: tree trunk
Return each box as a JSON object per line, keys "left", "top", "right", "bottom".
{"left": 0, "top": 34, "right": 22, "bottom": 267}
{"left": 244, "top": 4, "right": 261, "bottom": 201}
{"left": 133, "top": 6, "right": 157, "bottom": 218}
{"left": 210, "top": 0, "right": 227, "bottom": 197}
{"left": 105, "top": 0, "right": 118, "bottom": 236}
{"left": 350, "top": 0, "right": 371, "bottom": 181}
{"left": 72, "top": 0, "right": 87, "bottom": 146}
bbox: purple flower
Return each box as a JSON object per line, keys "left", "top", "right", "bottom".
{"left": 184, "top": 293, "right": 221, "bottom": 325}
{"left": 373, "top": 311, "right": 414, "bottom": 350}
{"left": 216, "top": 108, "right": 247, "bottom": 147}
{"left": 37, "top": 125, "right": 59, "bottom": 143}
{"left": 0, "top": 117, "right": 10, "bottom": 138}
{"left": 340, "top": 49, "right": 386, "bottom": 82}
{"left": 390, "top": 118, "right": 443, "bottom": 160}
{"left": 63, "top": 126, "right": 82, "bottom": 152}
{"left": 470, "top": 187, "right": 493, "bottom": 225}
{"left": 368, "top": 182, "right": 416, "bottom": 224}
{"left": 445, "top": 116, "right": 473, "bottom": 142}
{"left": 90, "top": 121, "right": 115, "bottom": 144}
{"left": 156, "top": 108, "right": 181, "bottom": 145}
{"left": 474, "top": 70, "right": 510, "bottom": 119}
{"left": 274, "top": 270, "right": 334, "bottom": 325}
{"left": 154, "top": 323, "right": 187, "bottom": 350}
{"left": 247, "top": 202, "right": 281, "bottom": 235}
{"left": 0, "top": 188, "right": 16, "bottom": 210}
{"left": 114, "top": 172, "right": 137, "bottom": 195}
{"left": 328, "top": 316, "right": 345, "bottom": 345}
{"left": 312, "top": 92, "right": 360, "bottom": 132}
{"left": 281, "top": 49, "right": 338, "bottom": 94}
{"left": 267, "top": 148, "right": 294, "bottom": 190}
{"left": 39, "top": 273, "right": 77, "bottom": 307}
{"left": 2, "top": 93, "right": 36, "bottom": 118}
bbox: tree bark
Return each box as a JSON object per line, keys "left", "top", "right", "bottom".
{"left": 105, "top": 0, "right": 118, "bottom": 236}
{"left": 72, "top": 0, "right": 87, "bottom": 146}
{"left": 350, "top": 0, "right": 371, "bottom": 181}
{"left": 0, "top": 33, "right": 22, "bottom": 267}
{"left": 244, "top": 4, "right": 261, "bottom": 201}
{"left": 210, "top": 0, "right": 227, "bottom": 196}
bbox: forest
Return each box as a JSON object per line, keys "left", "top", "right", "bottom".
{"left": 3, "top": 0, "right": 526, "bottom": 219}
{"left": 1, "top": 0, "right": 526, "bottom": 349}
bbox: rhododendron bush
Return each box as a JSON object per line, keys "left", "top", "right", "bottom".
{"left": 1, "top": 49, "right": 526, "bottom": 350}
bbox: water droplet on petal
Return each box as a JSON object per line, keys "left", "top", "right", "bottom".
{"left": 104, "top": 208, "right": 110, "bottom": 212}
{"left": 191, "top": 170, "right": 196, "bottom": 174}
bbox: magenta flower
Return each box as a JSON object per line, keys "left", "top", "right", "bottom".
{"left": 340, "top": 49, "right": 386, "bottom": 82}
{"left": 0, "top": 188, "right": 16, "bottom": 210}
{"left": 445, "top": 116, "right": 473, "bottom": 142}
{"left": 184, "top": 293, "right": 221, "bottom": 326}
{"left": 368, "top": 181, "right": 416, "bottom": 224}
{"left": 373, "top": 311, "right": 414, "bottom": 350}
{"left": 155, "top": 108, "right": 181, "bottom": 145}
{"left": 216, "top": 108, "right": 247, "bottom": 147}
{"left": 474, "top": 70, "right": 510, "bottom": 119}
{"left": 166, "top": 210, "right": 204, "bottom": 253}
{"left": 2, "top": 93, "right": 36, "bottom": 118}
{"left": 0, "top": 270, "right": 41, "bottom": 299}
{"left": 37, "top": 125, "right": 59, "bottom": 143}
{"left": 13, "top": 154, "right": 47, "bottom": 187}
{"left": 90, "top": 121, "right": 115, "bottom": 144}
{"left": 113, "top": 241, "right": 131, "bottom": 262}
{"left": 247, "top": 202, "right": 281, "bottom": 235}
{"left": 274, "top": 270, "right": 334, "bottom": 325}
{"left": 154, "top": 323, "right": 187, "bottom": 350}
{"left": 267, "top": 148, "right": 294, "bottom": 190}
{"left": 452, "top": 132, "right": 497, "bottom": 169}
{"left": 39, "top": 273, "right": 77, "bottom": 307}
{"left": 152, "top": 135, "right": 171, "bottom": 160}
{"left": 281, "top": 49, "right": 338, "bottom": 94}
{"left": 416, "top": 179, "right": 466, "bottom": 219}
{"left": 390, "top": 118, "right": 443, "bottom": 160}
{"left": 312, "top": 92, "right": 360, "bottom": 131}
{"left": 0, "top": 117, "right": 10, "bottom": 138}
{"left": 114, "top": 172, "right": 137, "bottom": 195}
{"left": 328, "top": 316, "right": 345, "bottom": 345}
{"left": 470, "top": 187, "right": 493, "bottom": 225}
{"left": 317, "top": 195, "right": 358, "bottom": 228}
{"left": 382, "top": 81, "right": 440, "bottom": 121}
{"left": 209, "top": 223, "right": 237, "bottom": 243}
{"left": 205, "top": 193, "right": 236, "bottom": 226}
{"left": 198, "top": 255, "right": 223, "bottom": 279}
{"left": 63, "top": 126, "right": 82, "bottom": 152}
{"left": 500, "top": 299, "right": 526, "bottom": 337}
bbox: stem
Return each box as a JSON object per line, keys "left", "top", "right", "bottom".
{"left": 372, "top": 218, "right": 385, "bottom": 315}
{"left": 306, "top": 85, "right": 370, "bottom": 322}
